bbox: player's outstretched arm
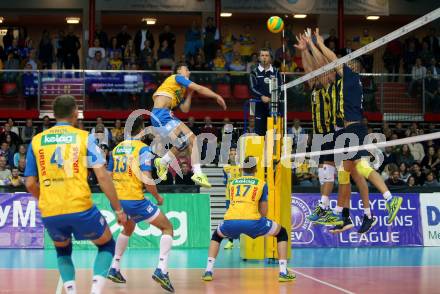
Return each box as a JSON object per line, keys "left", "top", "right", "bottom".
{"left": 187, "top": 82, "right": 227, "bottom": 110}
{"left": 25, "top": 176, "right": 40, "bottom": 199}
{"left": 93, "top": 166, "right": 127, "bottom": 224}
{"left": 314, "top": 28, "right": 343, "bottom": 76}
{"left": 142, "top": 171, "right": 164, "bottom": 205}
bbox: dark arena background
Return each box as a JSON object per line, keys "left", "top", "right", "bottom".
{"left": 0, "top": 0, "right": 440, "bottom": 293}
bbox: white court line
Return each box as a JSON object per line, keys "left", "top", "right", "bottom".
{"left": 55, "top": 276, "right": 63, "bottom": 294}
{"left": 291, "top": 269, "right": 356, "bottom": 294}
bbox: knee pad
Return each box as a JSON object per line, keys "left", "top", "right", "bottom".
{"left": 338, "top": 170, "right": 351, "bottom": 185}
{"left": 97, "top": 239, "right": 115, "bottom": 256}
{"left": 175, "top": 132, "right": 190, "bottom": 151}
{"left": 211, "top": 230, "right": 223, "bottom": 243}
{"left": 356, "top": 159, "right": 374, "bottom": 179}
{"left": 276, "top": 227, "right": 288, "bottom": 243}
{"left": 318, "top": 164, "right": 335, "bottom": 185}
{"left": 55, "top": 243, "right": 72, "bottom": 257}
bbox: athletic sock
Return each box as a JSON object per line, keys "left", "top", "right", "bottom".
{"left": 93, "top": 250, "right": 113, "bottom": 278}
{"left": 57, "top": 255, "right": 75, "bottom": 283}
{"left": 279, "top": 260, "right": 288, "bottom": 275}
{"left": 91, "top": 275, "right": 106, "bottom": 294}
{"left": 342, "top": 208, "right": 350, "bottom": 218}
{"left": 383, "top": 191, "right": 392, "bottom": 201}
{"left": 334, "top": 206, "right": 343, "bottom": 214}
{"left": 192, "top": 163, "right": 203, "bottom": 174}
{"left": 112, "top": 233, "right": 130, "bottom": 270}
{"left": 364, "top": 207, "right": 372, "bottom": 219}
{"left": 160, "top": 153, "right": 173, "bottom": 166}
{"left": 319, "top": 195, "right": 330, "bottom": 209}
{"left": 158, "top": 235, "right": 173, "bottom": 274}
{"left": 206, "top": 257, "right": 216, "bottom": 272}
{"left": 63, "top": 281, "right": 77, "bottom": 294}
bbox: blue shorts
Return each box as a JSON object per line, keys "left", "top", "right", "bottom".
{"left": 150, "top": 108, "right": 181, "bottom": 137}
{"left": 343, "top": 123, "right": 369, "bottom": 161}
{"left": 121, "top": 199, "right": 160, "bottom": 223}
{"left": 218, "top": 218, "right": 276, "bottom": 239}
{"left": 43, "top": 206, "right": 107, "bottom": 242}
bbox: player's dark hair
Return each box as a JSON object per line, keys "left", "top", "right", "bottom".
{"left": 242, "top": 156, "right": 257, "bottom": 174}
{"left": 53, "top": 95, "right": 77, "bottom": 119}
{"left": 175, "top": 62, "right": 188, "bottom": 74}
{"left": 131, "top": 116, "right": 144, "bottom": 136}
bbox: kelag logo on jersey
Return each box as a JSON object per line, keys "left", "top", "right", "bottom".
{"left": 291, "top": 196, "right": 314, "bottom": 244}
{"left": 41, "top": 133, "right": 77, "bottom": 145}
{"left": 114, "top": 145, "right": 135, "bottom": 155}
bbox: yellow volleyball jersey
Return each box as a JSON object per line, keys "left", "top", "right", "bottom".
{"left": 223, "top": 164, "right": 241, "bottom": 200}
{"left": 110, "top": 140, "right": 151, "bottom": 201}
{"left": 224, "top": 176, "right": 267, "bottom": 220}
{"left": 153, "top": 74, "right": 188, "bottom": 109}
{"left": 31, "top": 125, "right": 93, "bottom": 217}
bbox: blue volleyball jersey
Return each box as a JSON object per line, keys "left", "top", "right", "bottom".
{"left": 343, "top": 65, "right": 363, "bottom": 122}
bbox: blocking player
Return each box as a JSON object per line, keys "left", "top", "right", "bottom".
{"left": 222, "top": 146, "right": 241, "bottom": 249}
{"left": 313, "top": 28, "right": 403, "bottom": 226}
{"left": 24, "top": 95, "right": 127, "bottom": 294}
{"left": 151, "top": 63, "right": 227, "bottom": 188}
{"left": 202, "top": 156, "right": 295, "bottom": 282}
{"left": 106, "top": 116, "right": 175, "bottom": 293}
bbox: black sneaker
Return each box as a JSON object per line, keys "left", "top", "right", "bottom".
{"left": 328, "top": 216, "right": 354, "bottom": 234}
{"left": 357, "top": 215, "right": 378, "bottom": 234}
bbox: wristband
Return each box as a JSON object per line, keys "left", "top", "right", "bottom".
{"left": 114, "top": 209, "right": 124, "bottom": 215}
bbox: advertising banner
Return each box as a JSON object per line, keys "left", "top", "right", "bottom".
{"left": 85, "top": 72, "right": 150, "bottom": 93}
{"left": 420, "top": 193, "right": 440, "bottom": 246}
{"left": 45, "top": 193, "right": 211, "bottom": 249}
{"left": 291, "top": 193, "right": 422, "bottom": 247}
{"left": 0, "top": 193, "right": 44, "bottom": 248}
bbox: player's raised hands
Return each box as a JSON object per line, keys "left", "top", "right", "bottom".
{"left": 294, "top": 34, "right": 307, "bottom": 51}
{"left": 314, "top": 28, "right": 324, "bottom": 44}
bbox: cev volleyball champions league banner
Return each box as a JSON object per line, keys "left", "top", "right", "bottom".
{"left": 291, "top": 193, "right": 423, "bottom": 247}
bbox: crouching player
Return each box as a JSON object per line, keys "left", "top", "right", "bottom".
{"left": 107, "top": 116, "right": 175, "bottom": 293}
{"left": 202, "top": 157, "right": 295, "bottom": 282}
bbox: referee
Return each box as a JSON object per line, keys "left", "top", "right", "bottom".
{"left": 249, "top": 48, "right": 282, "bottom": 136}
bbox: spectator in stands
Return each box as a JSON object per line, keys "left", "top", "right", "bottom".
{"left": 54, "top": 30, "right": 65, "bottom": 69}
{"left": 203, "top": 17, "right": 219, "bottom": 63}
{"left": 294, "top": 159, "right": 317, "bottom": 187}
{"left": 383, "top": 39, "right": 402, "bottom": 82}
{"left": 360, "top": 28, "right": 374, "bottom": 72}
{"left": 77, "top": 119, "right": 85, "bottom": 130}
{"left": 192, "top": 54, "right": 209, "bottom": 72}
{"left": 408, "top": 132, "right": 425, "bottom": 163}
{"left": 411, "top": 162, "right": 426, "bottom": 186}
{"left": 324, "top": 28, "right": 339, "bottom": 51}
{"left": 421, "top": 145, "right": 437, "bottom": 169}
{"left": 394, "top": 122, "right": 406, "bottom": 138}
{"left": 0, "top": 156, "right": 11, "bottom": 186}
{"left": 0, "top": 142, "right": 13, "bottom": 167}
{"left": 385, "top": 170, "right": 407, "bottom": 187}
{"left": 159, "top": 25, "right": 176, "bottom": 56}
{"left": 138, "top": 39, "right": 154, "bottom": 68}
{"left": 425, "top": 70, "right": 439, "bottom": 109}
{"left": 186, "top": 116, "right": 198, "bottom": 134}
{"left": 289, "top": 119, "right": 305, "bottom": 146}
{"left": 185, "top": 20, "right": 203, "bottom": 59}
{"left": 9, "top": 167, "right": 24, "bottom": 187}
{"left": 2, "top": 29, "right": 13, "bottom": 51}
{"left": 407, "top": 176, "right": 417, "bottom": 187}
{"left": 5, "top": 134, "right": 17, "bottom": 154}
{"left": 175, "top": 162, "right": 194, "bottom": 185}
{"left": 428, "top": 58, "right": 440, "bottom": 79}
{"left": 21, "top": 118, "right": 35, "bottom": 144}
{"left": 123, "top": 38, "right": 136, "bottom": 65}
{"left": 108, "top": 37, "right": 122, "bottom": 59}
{"left": 419, "top": 41, "right": 434, "bottom": 66}
{"left": 117, "top": 25, "right": 132, "bottom": 51}
{"left": 109, "top": 50, "right": 124, "bottom": 70}
{"left": 17, "top": 158, "right": 25, "bottom": 176}
{"left": 379, "top": 146, "right": 397, "bottom": 173}
{"left": 339, "top": 39, "right": 354, "bottom": 56}
{"left": 403, "top": 41, "right": 418, "bottom": 80}
{"left": 111, "top": 119, "right": 124, "bottom": 143}
{"left": 423, "top": 27, "right": 440, "bottom": 59}
{"left": 142, "top": 55, "right": 156, "bottom": 71}
{"left": 6, "top": 38, "right": 20, "bottom": 59}
{"left": 199, "top": 116, "right": 218, "bottom": 137}
{"left": 211, "top": 49, "right": 227, "bottom": 71}
{"left": 4, "top": 52, "right": 19, "bottom": 82}
{"left": 88, "top": 38, "right": 105, "bottom": 59}
{"left": 7, "top": 118, "right": 19, "bottom": 135}
{"left": 229, "top": 52, "right": 246, "bottom": 84}
{"left": 63, "top": 26, "right": 81, "bottom": 69}
{"left": 91, "top": 124, "right": 107, "bottom": 147}
{"left": 246, "top": 53, "right": 259, "bottom": 73}
{"left": 91, "top": 117, "right": 112, "bottom": 146}
{"left": 410, "top": 58, "right": 427, "bottom": 97}
{"left": 24, "top": 49, "right": 38, "bottom": 70}
{"left": 88, "top": 50, "right": 108, "bottom": 70}
{"left": 156, "top": 39, "right": 175, "bottom": 71}
{"left": 239, "top": 25, "right": 256, "bottom": 63}
{"left": 0, "top": 123, "right": 20, "bottom": 147}
{"left": 399, "top": 162, "right": 411, "bottom": 182}
{"left": 38, "top": 30, "right": 53, "bottom": 69}
{"left": 397, "top": 144, "right": 415, "bottom": 167}
{"left": 221, "top": 25, "right": 236, "bottom": 64}
{"left": 424, "top": 171, "right": 440, "bottom": 187}
{"left": 95, "top": 25, "right": 109, "bottom": 49}
{"left": 221, "top": 118, "right": 238, "bottom": 146}
{"left": 40, "top": 115, "right": 52, "bottom": 132}
{"left": 134, "top": 23, "right": 154, "bottom": 57}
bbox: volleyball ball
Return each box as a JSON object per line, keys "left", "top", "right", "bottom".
{"left": 267, "top": 16, "right": 284, "bottom": 33}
